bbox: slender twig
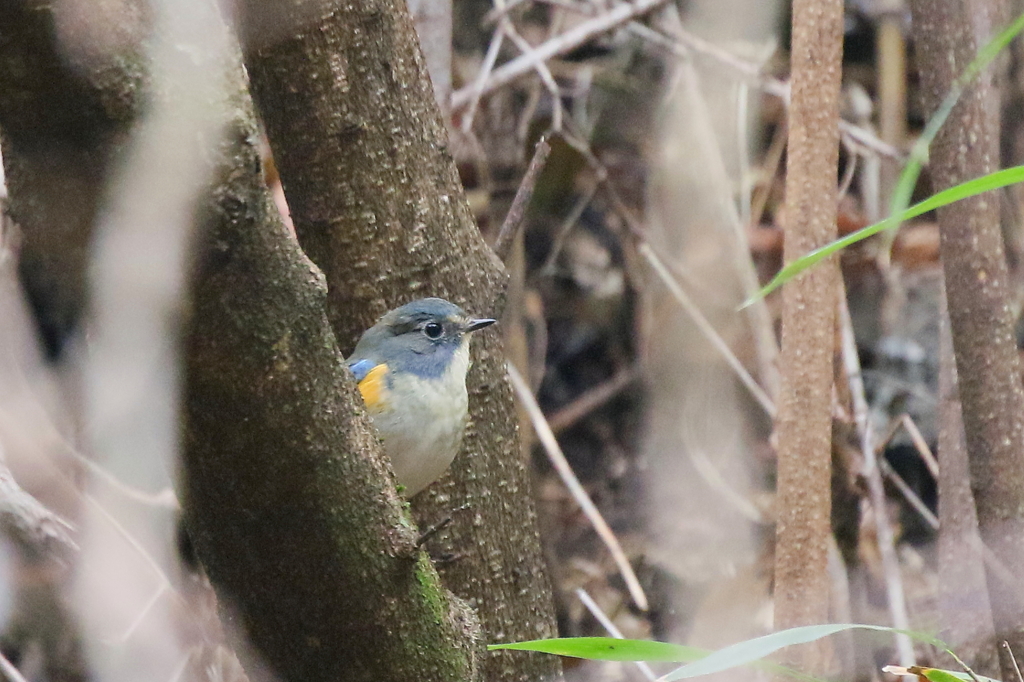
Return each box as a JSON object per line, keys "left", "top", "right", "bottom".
{"left": 576, "top": 588, "right": 657, "bottom": 681}
{"left": 540, "top": 182, "right": 598, "bottom": 274}
{"left": 496, "top": 14, "right": 564, "bottom": 131}
{"left": 547, "top": 366, "right": 639, "bottom": 433}
{"left": 737, "top": 82, "right": 753, "bottom": 229}
{"left": 875, "top": 429, "right": 1022, "bottom": 599}
{"left": 484, "top": 0, "right": 590, "bottom": 24}
{"left": 1003, "top": 641, "right": 1024, "bottom": 682}
{"left": 83, "top": 493, "right": 173, "bottom": 600}
{"left": 640, "top": 243, "right": 776, "bottom": 418}
{"left": 948, "top": 649, "right": 984, "bottom": 682}
{"left": 839, "top": 121, "right": 905, "bottom": 162}
{"left": 839, "top": 292, "right": 916, "bottom": 666}
{"left": 0, "top": 650, "right": 30, "bottom": 682}
{"left": 627, "top": 21, "right": 903, "bottom": 162}
{"left": 451, "top": 0, "right": 671, "bottom": 111}
{"left": 508, "top": 363, "right": 649, "bottom": 611}
{"left": 482, "top": 0, "right": 532, "bottom": 23}
{"left": 107, "top": 582, "right": 170, "bottom": 645}
{"left": 71, "top": 450, "right": 180, "bottom": 509}
{"left": 750, "top": 120, "right": 788, "bottom": 229}
{"left": 837, "top": 140, "right": 859, "bottom": 202}
{"left": 880, "top": 458, "right": 939, "bottom": 530}
{"left": 493, "top": 136, "right": 552, "bottom": 262}
{"left": 689, "top": 448, "right": 764, "bottom": 523}
{"left": 899, "top": 414, "right": 939, "bottom": 478}
{"left": 0, "top": 454, "right": 77, "bottom": 554}
{"left": 460, "top": 28, "right": 505, "bottom": 133}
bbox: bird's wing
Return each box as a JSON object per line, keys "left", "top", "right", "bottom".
{"left": 348, "top": 358, "right": 390, "bottom": 411}
{"left": 348, "top": 358, "right": 377, "bottom": 382}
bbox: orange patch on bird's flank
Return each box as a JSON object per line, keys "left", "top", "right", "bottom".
{"left": 357, "top": 363, "right": 389, "bottom": 411}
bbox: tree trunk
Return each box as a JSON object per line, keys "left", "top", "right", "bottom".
{"left": 1, "top": 2, "right": 482, "bottom": 681}
{"left": 937, "top": 282, "right": 998, "bottom": 676}
{"left": 773, "top": 0, "right": 843, "bottom": 674}
{"left": 237, "top": 3, "right": 562, "bottom": 681}
{"left": 909, "top": 0, "right": 1024, "bottom": 673}
{"left": 182, "top": 64, "right": 481, "bottom": 682}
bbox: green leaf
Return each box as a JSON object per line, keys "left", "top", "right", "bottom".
{"left": 660, "top": 624, "right": 949, "bottom": 681}
{"left": 922, "top": 669, "right": 979, "bottom": 682}
{"left": 488, "top": 636, "right": 705, "bottom": 662}
{"left": 743, "top": 165, "right": 1024, "bottom": 307}
{"left": 884, "top": 10, "right": 1024, "bottom": 241}
{"left": 742, "top": 11, "right": 1024, "bottom": 308}
{"left": 887, "top": 665, "right": 1003, "bottom": 682}
{"left": 488, "top": 636, "right": 825, "bottom": 682}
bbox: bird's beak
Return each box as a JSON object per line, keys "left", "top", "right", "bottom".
{"left": 465, "top": 317, "right": 497, "bottom": 332}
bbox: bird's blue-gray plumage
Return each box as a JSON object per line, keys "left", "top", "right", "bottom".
{"left": 347, "top": 299, "right": 469, "bottom": 380}
{"left": 345, "top": 298, "right": 496, "bottom": 496}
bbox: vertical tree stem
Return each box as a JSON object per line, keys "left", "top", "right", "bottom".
{"left": 910, "top": 0, "right": 1024, "bottom": 674}
{"left": 773, "top": 0, "right": 843, "bottom": 673}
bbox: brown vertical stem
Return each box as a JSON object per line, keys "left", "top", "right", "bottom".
{"left": 910, "top": 0, "right": 1024, "bottom": 674}
{"left": 773, "top": 0, "right": 843, "bottom": 674}
{"left": 936, "top": 281, "right": 998, "bottom": 676}
{"left": 876, "top": 9, "right": 907, "bottom": 216}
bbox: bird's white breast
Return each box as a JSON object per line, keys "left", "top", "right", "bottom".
{"left": 372, "top": 340, "right": 472, "bottom": 496}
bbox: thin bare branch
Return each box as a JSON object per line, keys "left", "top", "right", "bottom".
{"left": 880, "top": 458, "right": 939, "bottom": 530}
{"left": 451, "top": 0, "right": 671, "bottom": 111}
{"left": 899, "top": 413, "right": 939, "bottom": 479}
{"left": 540, "top": 182, "right": 598, "bottom": 275}
{"left": 640, "top": 243, "right": 776, "bottom": 418}
{"left": 627, "top": 21, "right": 903, "bottom": 162}
{"left": 576, "top": 588, "right": 656, "bottom": 681}
{"left": 493, "top": 136, "right": 552, "bottom": 262}
{"left": 547, "top": 366, "right": 639, "bottom": 433}
{"left": 508, "top": 363, "right": 648, "bottom": 611}
{"left": 460, "top": 29, "right": 505, "bottom": 133}
{"left": 0, "top": 445, "right": 76, "bottom": 555}
{"left": 0, "top": 650, "right": 30, "bottom": 682}
{"left": 837, "top": 141, "right": 859, "bottom": 202}
{"left": 839, "top": 293, "right": 916, "bottom": 665}
{"left": 1002, "top": 641, "right": 1023, "bottom": 682}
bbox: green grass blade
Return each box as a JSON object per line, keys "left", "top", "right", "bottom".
{"left": 488, "top": 636, "right": 704, "bottom": 662}
{"left": 743, "top": 164, "right": 1024, "bottom": 307}
{"left": 488, "top": 636, "right": 826, "bottom": 682}
{"left": 878, "top": 10, "right": 1024, "bottom": 254}
{"left": 660, "top": 624, "right": 946, "bottom": 681}
{"left": 742, "top": 11, "right": 1024, "bottom": 309}
{"left": 886, "top": 665, "right": 1003, "bottom": 682}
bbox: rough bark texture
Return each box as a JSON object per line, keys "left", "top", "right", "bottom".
{"left": 937, "top": 283, "right": 998, "bottom": 677}
{"left": 910, "top": 0, "right": 1024, "bottom": 672}
{"left": 183, "top": 80, "right": 479, "bottom": 682}
{"left": 773, "top": 0, "right": 843, "bottom": 674}
{"left": 0, "top": 0, "right": 144, "bottom": 360}
{"left": 237, "top": 3, "right": 561, "bottom": 681}
{"left": 2, "top": 2, "right": 481, "bottom": 680}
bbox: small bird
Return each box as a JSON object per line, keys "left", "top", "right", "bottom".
{"left": 347, "top": 298, "right": 496, "bottom": 496}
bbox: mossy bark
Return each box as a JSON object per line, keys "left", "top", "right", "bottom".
{"left": 237, "top": 2, "right": 562, "bottom": 680}
{"left": 182, "top": 88, "right": 479, "bottom": 682}
{"left": 1, "top": 2, "right": 482, "bottom": 680}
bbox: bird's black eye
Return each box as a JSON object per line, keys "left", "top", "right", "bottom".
{"left": 424, "top": 322, "right": 443, "bottom": 339}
